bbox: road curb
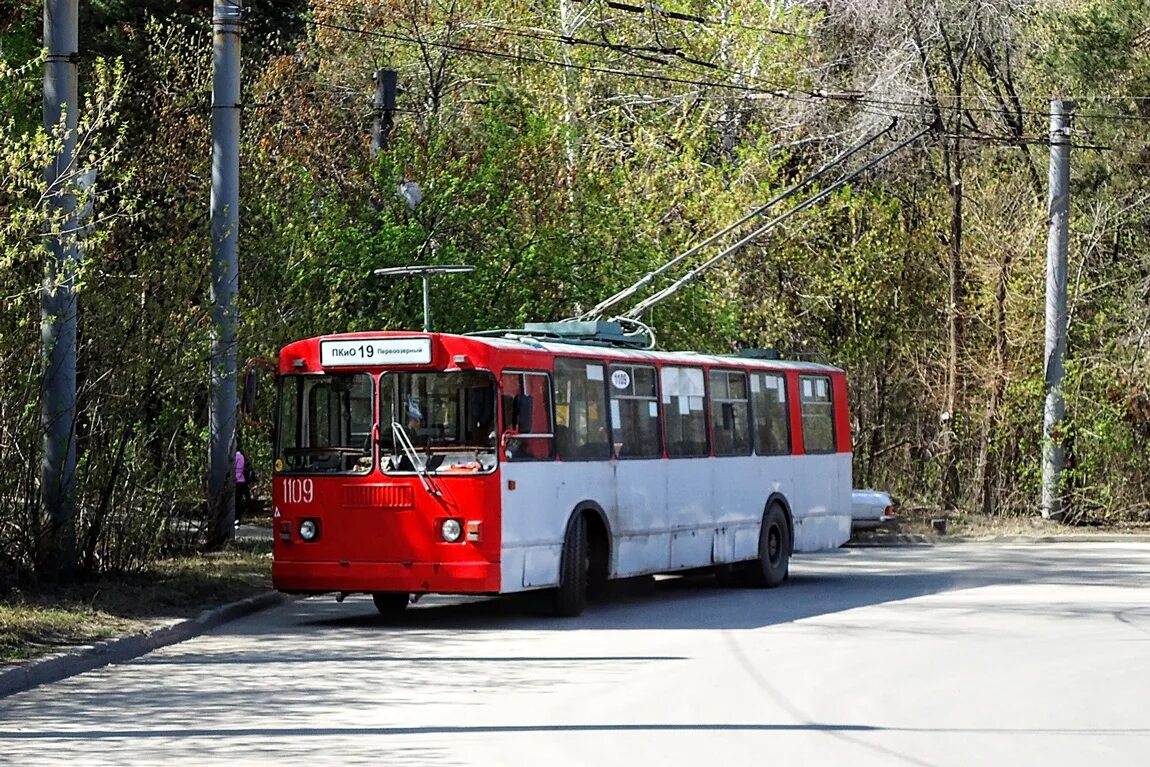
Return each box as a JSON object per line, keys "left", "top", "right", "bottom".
{"left": 971, "top": 533, "right": 1150, "bottom": 544}
{"left": 846, "top": 533, "right": 1150, "bottom": 547}
{"left": 0, "top": 590, "right": 290, "bottom": 700}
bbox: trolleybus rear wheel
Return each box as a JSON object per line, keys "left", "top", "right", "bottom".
{"left": 743, "top": 504, "right": 790, "bottom": 588}
{"left": 372, "top": 592, "right": 410, "bottom": 615}
{"left": 553, "top": 513, "right": 588, "bottom": 617}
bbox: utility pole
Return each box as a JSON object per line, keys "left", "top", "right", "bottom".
{"left": 1042, "top": 99, "right": 1073, "bottom": 521}
{"left": 40, "top": 0, "right": 80, "bottom": 580}
{"left": 556, "top": 0, "right": 587, "bottom": 194}
{"left": 371, "top": 69, "right": 397, "bottom": 158}
{"left": 208, "top": 0, "right": 242, "bottom": 547}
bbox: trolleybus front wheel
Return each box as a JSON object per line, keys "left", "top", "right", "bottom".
{"left": 743, "top": 503, "right": 790, "bottom": 588}
{"left": 372, "top": 592, "right": 410, "bottom": 615}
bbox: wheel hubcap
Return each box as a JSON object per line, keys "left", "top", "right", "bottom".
{"left": 768, "top": 525, "right": 781, "bottom": 565}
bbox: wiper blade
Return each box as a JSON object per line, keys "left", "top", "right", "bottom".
{"left": 391, "top": 422, "right": 442, "bottom": 496}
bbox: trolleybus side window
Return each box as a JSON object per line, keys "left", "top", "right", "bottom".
{"left": 661, "top": 366, "right": 709, "bottom": 457}
{"left": 379, "top": 370, "right": 498, "bottom": 473}
{"left": 607, "top": 364, "right": 660, "bottom": 458}
{"left": 800, "top": 374, "right": 835, "bottom": 454}
{"left": 554, "top": 358, "right": 610, "bottom": 460}
{"left": 276, "top": 372, "right": 373, "bottom": 474}
{"left": 500, "top": 371, "right": 554, "bottom": 461}
{"left": 709, "top": 369, "right": 751, "bottom": 456}
{"left": 751, "top": 372, "right": 790, "bottom": 455}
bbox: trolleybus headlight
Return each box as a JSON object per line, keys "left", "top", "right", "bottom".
{"left": 440, "top": 518, "right": 463, "bottom": 543}
{"left": 299, "top": 519, "right": 319, "bottom": 541}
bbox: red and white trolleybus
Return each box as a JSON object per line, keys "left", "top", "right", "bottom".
{"left": 270, "top": 323, "right": 852, "bottom": 616}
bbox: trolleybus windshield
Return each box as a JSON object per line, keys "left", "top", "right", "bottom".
{"left": 277, "top": 372, "right": 374, "bottom": 474}
{"left": 380, "top": 370, "right": 498, "bottom": 474}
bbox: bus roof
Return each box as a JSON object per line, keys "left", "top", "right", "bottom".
{"left": 478, "top": 334, "right": 841, "bottom": 372}
{"left": 279, "top": 330, "right": 843, "bottom": 374}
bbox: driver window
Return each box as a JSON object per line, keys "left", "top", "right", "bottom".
{"left": 500, "top": 371, "right": 554, "bottom": 460}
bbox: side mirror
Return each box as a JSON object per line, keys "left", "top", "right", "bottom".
{"left": 242, "top": 367, "right": 258, "bottom": 416}
{"left": 241, "top": 357, "right": 277, "bottom": 419}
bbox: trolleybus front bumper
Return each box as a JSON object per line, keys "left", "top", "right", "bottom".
{"left": 273, "top": 559, "right": 500, "bottom": 595}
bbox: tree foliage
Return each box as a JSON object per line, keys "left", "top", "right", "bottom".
{"left": 5, "top": 0, "right": 1150, "bottom": 583}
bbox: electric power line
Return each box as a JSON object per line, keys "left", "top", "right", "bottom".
{"left": 313, "top": 0, "right": 826, "bottom": 101}
{"left": 306, "top": 1, "right": 1150, "bottom": 136}
{"left": 305, "top": 16, "right": 827, "bottom": 102}
{"left": 570, "top": 0, "right": 806, "bottom": 37}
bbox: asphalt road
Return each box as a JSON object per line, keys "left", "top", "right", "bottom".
{"left": 2, "top": 542, "right": 1149, "bottom": 767}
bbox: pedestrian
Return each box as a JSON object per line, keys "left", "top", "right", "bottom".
{"left": 235, "top": 439, "right": 252, "bottom": 525}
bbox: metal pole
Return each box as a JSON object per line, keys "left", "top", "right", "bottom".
{"left": 209, "top": 0, "right": 242, "bottom": 545}
{"left": 422, "top": 274, "right": 431, "bottom": 332}
{"left": 371, "top": 69, "right": 396, "bottom": 158}
{"left": 1042, "top": 99, "right": 1073, "bottom": 521}
{"left": 40, "top": 0, "right": 80, "bottom": 579}
{"left": 373, "top": 265, "right": 474, "bottom": 333}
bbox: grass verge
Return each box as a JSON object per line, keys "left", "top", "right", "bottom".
{"left": 1, "top": 541, "right": 273, "bottom": 665}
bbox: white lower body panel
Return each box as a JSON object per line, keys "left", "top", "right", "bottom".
{"left": 498, "top": 453, "right": 851, "bottom": 593}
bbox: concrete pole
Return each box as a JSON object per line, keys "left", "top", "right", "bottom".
{"left": 40, "top": 0, "right": 80, "bottom": 579}
{"left": 557, "top": 0, "right": 580, "bottom": 190}
{"left": 208, "top": 0, "right": 242, "bottom": 546}
{"left": 1042, "top": 99, "right": 1073, "bottom": 521}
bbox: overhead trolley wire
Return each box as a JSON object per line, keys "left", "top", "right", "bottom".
{"left": 306, "top": 17, "right": 806, "bottom": 98}
{"left": 311, "top": 0, "right": 895, "bottom": 97}
{"left": 457, "top": 19, "right": 752, "bottom": 79}
{"left": 310, "top": 0, "right": 1150, "bottom": 129}
{"left": 470, "top": 20, "right": 754, "bottom": 77}
{"left": 570, "top": 0, "right": 807, "bottom": 37}
{"left": 306, "top": 3, "right": 1150, "bottom": 154}
{"left": 305, "top": 2, "right": 892, "bottom": 107}
{"left": 312, "top": 0, "right": 813, "bottom": 96}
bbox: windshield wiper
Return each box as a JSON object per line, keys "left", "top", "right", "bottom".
{"left": 391, "top": 422, "right": 442, "bottom": 496}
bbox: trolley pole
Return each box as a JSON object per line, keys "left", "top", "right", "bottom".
{"left": 40, "top": 0, "right": 80, "bottom": 579}
{"left": 1042, "top": 99, "right": 1073, "bottom": 521}
{"left": 208, "top": 0, "right": 242, "bottom": 546}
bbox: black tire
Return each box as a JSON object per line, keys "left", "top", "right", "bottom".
{"left": 372, "top": 592, "right": 410, "bottom": 615}
{"left": 587, "top": 518, "right": 610, "bottom": 601}
{"left": 552, "top": 513, "right": 588, "bottom": 617}
{"left": 743, "top": 504, "right": 790, "bottom": 588}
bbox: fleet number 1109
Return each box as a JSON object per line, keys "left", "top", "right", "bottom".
{"left": 284, "top": 478, "right": 314, "bottom": 504}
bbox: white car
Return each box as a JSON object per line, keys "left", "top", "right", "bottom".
{"left": 851, "top": 489, "right": 896, "bottom": 532}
